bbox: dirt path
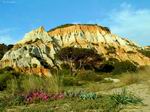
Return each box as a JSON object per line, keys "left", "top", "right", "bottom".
{"left": 97, "top": 80, "right": 150, "bottom": 112}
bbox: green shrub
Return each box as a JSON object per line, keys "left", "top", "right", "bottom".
{"left": 139, "top": 49, "right": 150, "bottom": 58}
{"left": 77, "top": 70, "right": 102, "bottom": 82}
{"left": 112, "top": 61, "right": 138, "bottom": 75}
{"left": 0, "top": 93, "right": 25, "bottom": 111}
{"left": 55, "top": 47, "right": 103, "bottom": 75}
{"left": 79, "top": 92, "right": 97, "bottom": 100}
{"left": 20, "top": 75, "right": 60, "bottom": 94}
{"left": 64, "top": 90, "right": 83, "bottom": 98}
{"left": 110, "top": 88, "right": 143, "bottom": 105}
{"left": 48, "top": 24, "right": 111, "bottom": 33}
{"left": 0, "top": 67, "right": 14, "bottom": 73}
{"left": 0, "top": 67, "right": 60, "bottom": 94}
{"left": 6, "top": 78, "right": 20, "bottom": 95}
{"left": 0, "top": 43, "right": 13, "bottom": 60}
{"left": 0, "top": 98, "right": 7, "bottom": 111}
{"left": 106, "top": 46, "right": 116, "bottom": 54}
{"left": 0, "top": 72, "right": 14, "bottom": 91}
{"left": 8, "top": 95, "right": 25, "bottom": 106}
{"left": 21, "top": 108, "right": 54, "bottom": 112}
{"left": 63, "top": 77, "right": 80, "bottom": 86}
{"left": 58, "top": 68, "right": 70, "bottom": 76}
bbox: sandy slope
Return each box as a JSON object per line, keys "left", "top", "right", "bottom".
{"left": 98, "top": 80, "right": 150, "bottom": 112}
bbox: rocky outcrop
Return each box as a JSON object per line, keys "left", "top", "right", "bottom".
{"left": 144, "top": 46, "right": 150, "bottom": 50}
{"left": 0, "top": 24, "right": 150, "bottom": 76}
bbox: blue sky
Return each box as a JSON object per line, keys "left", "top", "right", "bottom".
{"left": 0, "top": 0, "right": 150, "bottom": 46}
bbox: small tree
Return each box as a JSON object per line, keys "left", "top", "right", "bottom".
{"left": 55, "top": 47, "right": 103, "bottom": 76}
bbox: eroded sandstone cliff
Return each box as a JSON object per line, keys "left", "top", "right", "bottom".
{"left": 0, "top": 24, "right": 149, "bottom": 76}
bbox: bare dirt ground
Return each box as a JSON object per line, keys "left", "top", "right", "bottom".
{"left": 97, "top": 80, "right": 150, "bottom": 112}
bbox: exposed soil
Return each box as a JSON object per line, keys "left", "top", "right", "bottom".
{"left": 97, "top": 80, "right": 150, "bottom": 112}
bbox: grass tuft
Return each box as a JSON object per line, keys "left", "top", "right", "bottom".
{"left": 111, "top": 88, "right": 143, "bottom": 105}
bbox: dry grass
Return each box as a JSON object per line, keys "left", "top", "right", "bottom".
{"left": 120, "top": 67, "right": 150, "bottom": 85}
{"left": 21, "top": 75, "right": 60, "bottom": 94}
{"left": 85, "top": 66, "right": 150, "bottom": 92}
{"left": 85, "top": 82, "right": 124, "bottom": 92}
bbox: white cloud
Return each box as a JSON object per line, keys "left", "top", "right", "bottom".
{"left": 0, "top": 28, "right": 16, "bottom": 45}
{"left": 0, "top": 35, "right": 15, "bottom": 44}
{"left": 107, "top": 3, "right": 150, "bottom": 46}
{"left": 0, "top": 0, "right": 16, "bottom": 4}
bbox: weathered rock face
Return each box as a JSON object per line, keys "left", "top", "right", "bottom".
{"left": 144, "top": 46, "right": 150, "bottom": 50}
{"left": 0, "top": 24, "right": 150, "bottom": 76}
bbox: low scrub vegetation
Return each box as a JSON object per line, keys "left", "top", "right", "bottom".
{"left": 112, "top": 60, "right": 138, "bottom": 75}
{"left": 0, "top": 67, "right": 60, "bottom": 94}
{"left": 0, "top": 65, "right": 149, "bottom": 111}
{"left": 55, "top": 47, "right": 103, "bottom": 75}
{"left": 55, "top": 47, "right": 139, "bottom": 76}
{"left": 48, "top": 24, "right": 111, "bottom": 33}
{"left": 139, "top": 49, "right": 150, "bottom": 58}
{"left": 0, "top": 43, "right": 13, "bottom": 60}
{"left": 111, "top": 89, "right": 143, "bottom": 105}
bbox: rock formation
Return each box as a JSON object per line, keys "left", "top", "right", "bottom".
{"left": 0, "top": 24, "right": 150, "bottom": 76}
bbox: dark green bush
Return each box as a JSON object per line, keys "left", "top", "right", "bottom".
{"left": 0, "top": 67, "right": 21, "bottom": 91}
{"left": 95, "top": 64, "right": 114, "bottom": 73}
{"left": 0, "top": 72, "right": 14, "bottom": 91}
{"left": 55, "top": 47, "right": 104, "bottom": 75}
{"left": 96, "top": 59, "right": 138, "bottom": 74}
{"left": 48, "top": 24, "right": 111, "bottom": 33}
{"left": 9, "top": 95, "right": 25, "bottom": 106}
{"left": 110, "top": 89, "right": 143, "bottom": 105}
{"left": 0, "top": 67, "right": 60, "bottom": 94}
{"left": 79, "top": 92, "right": 97, "bottom": 100}
{"left": 60, "top": 63, "right": 70, "bottom": 69}
{"left": 77, "top": 70, "right": 102, "bottom": 82}
{"left": 112, "top": 61, "right": 138, "bottom": 75}
{"left": 106, "top": 46, "right": 116, "bottom": 54}
{"left": 139, "top": 49, "right": 150, "bottom": 58}
{"left": 63, "top": 77, "right": 80, "bottom": 86}
{"left": 0, "top": 66, "right": 14, "bottom": 73}
{"left": 0, "top": 43, "right": 13, "bottom": 59}
{"left": 64, "top": 90, "right": 83, "bottom": 98}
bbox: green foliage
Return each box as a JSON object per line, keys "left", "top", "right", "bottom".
{"left": 77, "top": 70, "right": 102, "bottom": 82}
{"left": 111, "top": 88, "right": 143, "bottom": 105}
{"left": 20, "top": 75, "right": 60, "bottom": 94}
{"left": 55, "top": 47, "right": 102, "bottom": 61}
{"left": 64, "top": 90, "right": 83, "bottom": 98}
{"left": 48, "top": 24, "right": 74, "bottom": 32}
{"left": 0, "top": 94, "right": 25, "bottom": 112}
{"left": 48, "top": 24, "right": 111, "bottom": 33}
{"left": 6, "top": 78, "right": 20, "bottom": 95}
{"left": 0, "top": 71, "right": 14, "bottom": 91}
{"left": 79, "top": 92, "right": 97, "bottom": 100}
{"left": 139, "top": 49, "right": 150, "bottom": 58}
{"left": 60, "top": 63, "right": 70, "bottom": 70}
{"left": 0, "top": 89, "right": 142, "bottom": 112}
{"left": 0, "top": 67, "right": 60, "bottom": 94}
{"left": 55, "top": 47, "right": 103, "bottom": 75}
{"left": 112, "top": 61, "right": 138, "bottom": 75}
{"left": 0, "top": 66, "right": 14, "bottom": 73}
{"left": 95, "top": 59, "right": 138, "bottom": 74}
{"left": 0, "top": 43, "right": 13, "bottom": 59}
{"left": 21, "top": 108, "right": 54, "bottom": 112}
{"left": 9, "top": 95, "right": 25, "bottom": 106}
{"left": 106, "top": 46, "right": 116, "bottom": 54}
{"left": 0, "top": 98, "right": 7, "bottom": 111}
{"left": 62, "top": 76, "right": 80, "bottom": 86}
